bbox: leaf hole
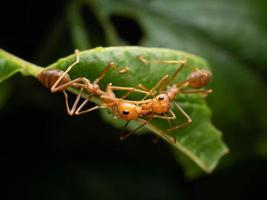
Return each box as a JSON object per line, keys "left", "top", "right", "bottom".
{"left": 109, "top": 15, "right": 143, "bottom": 45}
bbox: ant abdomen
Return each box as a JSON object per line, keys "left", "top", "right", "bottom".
{"left": 37, "top": 69, "right": 71, "bottom": 91}
{"left": 187, "top": 69, "right": 211, "bottom": 88}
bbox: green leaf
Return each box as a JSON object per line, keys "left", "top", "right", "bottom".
{"left": 46, "top": 47, "right": 228, "bottom": 173}
{"left": 66, "top": 1, "right": 91, "bottom": 50}
{"left": 88, "top": 0, "right": 267, "bottom": 176}
{"left": 0, "top": 49, "right": 43, "bottom": 83}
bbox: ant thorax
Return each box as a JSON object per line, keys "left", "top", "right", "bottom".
{"left": 88, "top": 82, "right": 102, "bottom": 95}
{"left": 166, "top": 86, "right": 178, "bottom": 101}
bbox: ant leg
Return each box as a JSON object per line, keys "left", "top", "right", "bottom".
{"left": 74, "top": 99, "right": 90, "bottom": 114}
{"left": 138, "top": 84, "right": 149, "bottom": 92}
{"left": 180, "top": 88, "right": 213, "bottom": 96}
{"left": 62, "top": 85, "right": 83, "bottom": 116}
{"left": 166, "top": 60, "right": 187, "bottom": 86}
{"left": 148, "top": 74, "right": 169, "bottom": 95}
{"left": 120, "top": 121, "right": 131, "bottom": 140}
{"left": 150, "top": 109, "right": 175, "bottom": 129}
{"left": 63, "top": 91, "right": 71, "bottom": 115}
{"left": 109, "top": 85, "right": 149, "bottom": 99}
{"left": 138, "top": 55, "right": 187, "bottom": 88}
{"left": 136, "top": 118, "right": 176, "bottom": 144}
{"left": 120, "top": 117, "right": 153, "bottom": 140}
{"left": 167, "top": 102, "right": 192, "bottom": 132}
{"left": 138, "top": 55, "right": 151, "bottom": 64}
{"left": 75, "top": 104, "right": 106, "bottom": 115}
{"left": 73, "top": 95, "right": 106, "bottom": 115}
{"left": 94, "top": 62, "right": 117, "bottom": 84}
{"left": 118, "top": 83, "right": 153, "bottom": 100}
{"left": 63, "top": 84, "right": 102, "bottom": 116}
{"left": 141, "top": 75, "right": 170, "bottom": 100}
{"left": 69, "top": 87, "right": 84, "bottom": 115}
{"left": 118, "top": 67, "right": 129, "bottom": 74}
{"left": 51, "top": 77, "right": 89, "bottom": 93}
{"left": 51, "top": 49, "right": 80, "bottom": 92}
{"left": 163, "top": 112, "right": 172, "bottom": 129}
{"left": 63, "top": 85, "right": 92, "bottom": 116}
{"left": 152, "top": 109, "right": 176, "bottom": 120}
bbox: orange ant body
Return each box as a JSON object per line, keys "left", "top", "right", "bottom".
{"left": 37, "top": 50, "right": 151, "bottom": 116}
{"left": 117, "top": 56, "right": 212, "bottom": 142}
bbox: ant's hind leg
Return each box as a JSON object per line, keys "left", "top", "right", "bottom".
{"left": 136, "top": 118, "right": 176, "bottom": 144}
{"left": 75, "top": 104, "right": 105, "bottom": 115}
{"left": 167, "top": 102, "right": 192, "bottom": 132}
{"left": 51, "top": 49, "right": 80, "bottom": 92}
{"left": 74, "top": 97, "right": 106, "bottom": 115}
{"left": 120, "top": 118, "right": 153, "bottom": 140}
{"left": 180, "top": 88, "right": 213, "bottom": 97}
{"left": 120, "top": 121, "right": 131, "bottom": 140}
{"left": 63, "top": 86, "right": 84, "bottom": 116}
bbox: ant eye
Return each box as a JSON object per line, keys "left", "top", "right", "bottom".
{"left": 158, "top": 95, "right": 164, "bottom": 101}
{"left": 122, "top": 110, "right": 129, "bottom": 115}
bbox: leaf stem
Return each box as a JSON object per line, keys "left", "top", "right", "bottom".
{"left": 0, "top": 49, "right": 43, "bottom": 77}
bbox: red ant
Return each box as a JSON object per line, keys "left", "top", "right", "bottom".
{"left": 118, "top": 55, "right": 212, "bottom": 143}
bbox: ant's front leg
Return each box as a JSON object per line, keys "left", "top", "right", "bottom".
{"left": 138, "top": 74, "right": 170, "bottom": 100}
{"left": 108, "top": 85, "right": 150, "bottom": 100}
{"left": 180, "top": 88, "right": 213, "bottom": 97}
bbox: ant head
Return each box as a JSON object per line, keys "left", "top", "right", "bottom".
{"left": 117, "top": 102, "right": 139, "bottom": 121}
{"left": 187, "top": 69, "right": 212, "bottom": 88}
{"left": 152, "top": 93, "right": 170, "bottom": 114}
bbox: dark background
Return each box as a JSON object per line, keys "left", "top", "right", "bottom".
{"left": 0, "top": 1, "right": 266, "bottom": 199}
